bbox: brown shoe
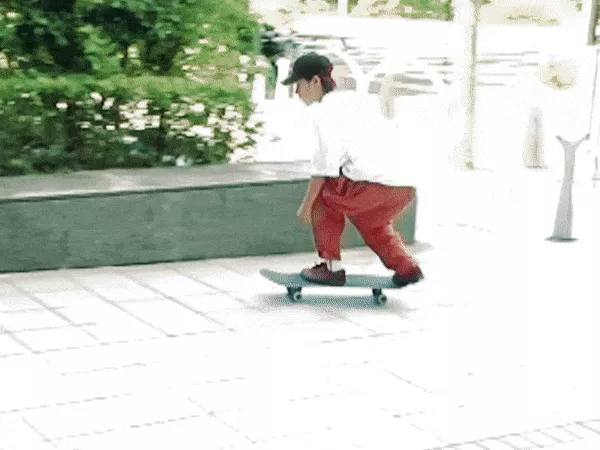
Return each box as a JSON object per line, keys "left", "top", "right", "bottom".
{"left": 300, "top": 263, "right": 346, "bottom": 286}
{"left": 392, "top": 266, "right": 424, "bottom": 288}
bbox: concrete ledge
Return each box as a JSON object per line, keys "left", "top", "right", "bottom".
{"left": 0, "top": 162, "right": 417, "bottom": 273}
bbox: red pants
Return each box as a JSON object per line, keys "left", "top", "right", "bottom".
{"left": 311, "top": 177, "right": 417, "bottom": 274}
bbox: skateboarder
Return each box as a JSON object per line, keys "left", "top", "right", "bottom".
{"left": 281, "top": 52, "right": 424, "bottom": 287}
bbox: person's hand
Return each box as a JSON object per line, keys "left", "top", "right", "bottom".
{"left": 297, "top": 202, "right": 312, "bottom": 226}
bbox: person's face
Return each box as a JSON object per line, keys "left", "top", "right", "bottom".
{"left": 295, "top": 76, "right": 323, "bottom": 105}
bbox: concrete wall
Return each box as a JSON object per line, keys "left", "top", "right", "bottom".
{"left": 0, "top": 164, "right": 416, "bottom": 273}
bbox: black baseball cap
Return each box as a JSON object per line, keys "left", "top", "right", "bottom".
{"left": 281, "top": 52, "right": 333, "bottom": 85}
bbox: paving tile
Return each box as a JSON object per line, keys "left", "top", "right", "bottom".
{"left": 85, "top": 285, "right": 163, "bottom": 302}
{"left": 51, "top": 372, "right": 144, "bottom": 403}
{"left": 82, "top": 318, "right": 163, "bottom": 343}
{"left": 14, "top": 327, "right": 98, "bottom": 352}
{"left": 10, "top": 275, "right": 80, "bottom": 294}
{"left": 564, "top": 423, "right": 600, "bottom": 439}
{"left": 69, "top": 273, "right": 161, "bottom": 301}
{"left": 0, "top": 357, "right": 69, "bottom": 412}
{"left": 83, "top": 415, "right": 249, "bottom": 450}
{"left": 234, "top": 319, "right": 374, "bottom": 348}
{"left": 330, "top": 366, "right": 436, "bottom": 416}
{"left": 41, "top": 343, "right": 153, "bottom": 375}
{"left": 175, "top": 293, "right": 247, "bottom": 312}
{"left": 583, "top": 420, "right": 600, "bottom": 433}
{"left": 343, "top": 416, "right": 445, "bottom": 450}
{"left": 248, "top": 430, "right": 362, "bottom": 450}
{"left": 214, "top": 251, "right": 319, "bottom": 275}
{"left": 334, "top": 309, "right": 422, "bottom": 334}
{"left": 187, "top": 375, "right": 341, "bottom": 413}
{"left": 216, "top": 394, "right": 383, "bottom": 441}
{"left": 52, "top": 423, "right": 230, "bottom": 450}
{"left": 0, "top": 413, "right": 56, "bottom": 450}
{"left": 119, "top": 269, "right": 217, "bottom": 297}
{"left": 203, "top": 306, "right": 331, "bottom": 330}
{"left": 0, "top": 309, "right": 71, "bottom": 332}
{"left": 56, "top": 301, "right": 132, "bottom": 325}
{"left": 0, "top": 334, "right": 28, "bottom": 356}
{"left": 408, "top": 407, "right": 530, "bottom": 445}
{"left": 175, "top": 264, "right": 271, "bottom": 293}
{"left": 499, "top": 434, "right": 539, "bottom": 449}
{"left": 0, "top": 281, "right": 25, "bottom": 297}
{"left": 24, "top": 392, "right": 203, "bottom": 440}
{"left": 479, "top": 439, "right": 518, "bottom": 449}
{"left": 119, "top": 299, "right": 223, "bottom": 335}
{"left": 454, "top": 444, "right": 488, "bottom": 450}
{"left": 0, "top": 295, "right": 44, "bottom": 312}
{"left": 544, "top": 436, "right": 600, "bottom": 450}
{"left": 0, "top": 353, "right": 58, "bottom": 382}
{"left": 75, "top": 347, "right": 249, "bottom": 393}
{"left": 520, "top": 430, "right": 562, "bottom": 447}
{"left": 33, "top": 290, "right": 108, "bottom": 308}
{"left": 52, "top": 432, "right": 126, "bottom": 450}
{"left": 542, "top": 426, "right": 581, "bottom": 444}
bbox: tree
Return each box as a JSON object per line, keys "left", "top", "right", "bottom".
{"left": 0, "top": 0, "right": 261, "bottom": 78}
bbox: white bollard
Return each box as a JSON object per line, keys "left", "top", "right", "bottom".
{"left": 522, "top": 106, "right": 547, "bottom": 168}
{"left": 593, "top": 154, "right": 600, "bottom": 181}
{"left": 275, "top": 58, "right": 292, "bottom": 101}
{"left": 379, "top": 74, "right": 395, "bottom": 119}
{"left": 547, "top": 134, "right": 590, "bottom": 242}
{"left": 251, "top": 73, "right": 267, "bottom": 105}
{"left": 338, "top": 0, "right": 349, "bottom": 16}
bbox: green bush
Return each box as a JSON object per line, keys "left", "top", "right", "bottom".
{"left": 323, "top": 0, "right": 454, "bottom": 20}
{"left": 0, "top": 75, "right": 262, "bottom": 176}
{"left": 0, "top": 1, "right": 267, "bottom": 176}
{"left": 0, "top": 0, "right": 261, "bottom": 77}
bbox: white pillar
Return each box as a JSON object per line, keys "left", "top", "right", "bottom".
{"left": 522, "top": 106, "right": 547, "bottom": 168}
{"left": 251, "top": 74, "right": 266, "bottom": 104}
{"left": 275, "top": 58, "right": 291, "bottom": 101}
{"left": 548, "top": 134, "right": 589, "bottom": 242}
{"left": 584, "top": 0, "right": 598, "bottom": 45}
{"left": 588, "top": 48, "right": 600, "bottom": 181}
{"left": 338, "top": 0, "right": 349, "bottom": 16}
{"left": 455, "top": 0, "right": 481, "bottom": 170}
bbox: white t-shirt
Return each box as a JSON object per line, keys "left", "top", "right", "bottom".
{"left": 306, "top": 90, "right": 415, "bottom": 187}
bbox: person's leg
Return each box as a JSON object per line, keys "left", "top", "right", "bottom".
{"left": 300, "top": 182, "right": 347, "bottom": 285}
{"left": 348, "top": 185, "right": 423, "bottom": 286}
{"left": 311, "top": 191, "right": 346, "bottom": 262}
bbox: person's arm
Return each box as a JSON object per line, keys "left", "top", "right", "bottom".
{"left": 298, "top": 110, "right": 342, "bottom": 223}
{"left": 302, "top": 177, "right": 326, "bottom": 209}
{"left": 297, "top": 176, "right": 325, "bottom": 225}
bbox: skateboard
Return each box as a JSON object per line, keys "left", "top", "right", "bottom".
{"left": 260, "top": 269, "right": 399, "bottom": 305}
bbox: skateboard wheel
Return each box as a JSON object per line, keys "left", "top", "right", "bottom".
{"left": 287, "top": 287, "right": 302, "bottom": 302}
{"left": 373, "top": 289, "right": 387, "bottom": 305}
{"left": 374, "top": 294, "right": 387, "bottom": 305}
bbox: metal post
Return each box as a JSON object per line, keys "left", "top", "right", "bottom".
{"left": 456, "top": 0, "right": 480, "bottom": 170}
{"left": 589, "top": 47, "right": 600, "bottom": 181}
{"left": 587, "top": 0, "right": 598, "bottom": 46}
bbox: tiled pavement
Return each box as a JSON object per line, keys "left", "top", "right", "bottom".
{"left": 1, "top": 169, "right": 600, "bottom": 449}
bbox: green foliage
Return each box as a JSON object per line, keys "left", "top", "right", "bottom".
{"left": 0, "top": 0, "right": 265, "bottom": 176}
{"left": 389, "top": 0, "right": 454, "bottom": 20}
{"left": 0, "top": 0, "right": 261, "bottom": 77}
{"left": 322, "top": 0, "right": 454, "bottom": 20}
{"left": 0, "top": 75, "right": 261, "bottom": 176}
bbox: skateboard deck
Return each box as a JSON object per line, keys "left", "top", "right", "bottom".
{"left": 260, "top": 269, "right": 398, "bottom": 305}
